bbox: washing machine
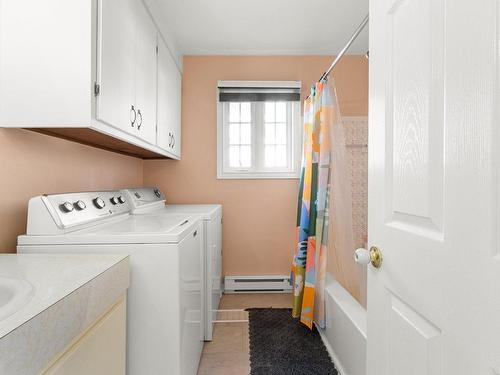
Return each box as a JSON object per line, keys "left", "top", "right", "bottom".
{"left": 17, "top": 190, "right": 204, "bottom": 375}
{"left": 121, "top": 187, "right": 222, "bottom": 341}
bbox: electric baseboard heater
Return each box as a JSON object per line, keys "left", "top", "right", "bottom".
{"left": 224, "top": 275, "right": 293, "bottom": 293}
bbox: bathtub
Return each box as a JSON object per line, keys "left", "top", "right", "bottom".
{"left": 318, "top": 274, "right": 367, "bottom": 375}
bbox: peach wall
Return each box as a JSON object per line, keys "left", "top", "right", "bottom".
{"left": 0, "top": 129, "right": 143, "bottom": 252}
{"left": 0, "top": 55, "right": 367, "bottom": 304}
{"left": 143, "top": 56, "right": 368, "bottom": 287}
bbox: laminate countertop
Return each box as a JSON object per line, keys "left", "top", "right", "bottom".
{"left": 0, "top": 254, "right": 129, "bottom": 375}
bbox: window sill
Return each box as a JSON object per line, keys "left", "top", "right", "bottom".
{"left": 217, "top": 171, "right": 300, "bottom": 180}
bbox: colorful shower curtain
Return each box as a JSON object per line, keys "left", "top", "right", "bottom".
{"left": 291, "top": 79, "right": 337, "bottom": 329}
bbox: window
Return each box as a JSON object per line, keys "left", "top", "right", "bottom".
{"left": 217, "top": 81, "right": 302, "bottom": 179}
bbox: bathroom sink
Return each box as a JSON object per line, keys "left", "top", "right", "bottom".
{"left": 0, "top": 276, "right": 34, "bottom": 321}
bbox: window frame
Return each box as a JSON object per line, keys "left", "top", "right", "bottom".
{"left": 217, "top": 81, "right": 302, "bottom": 180}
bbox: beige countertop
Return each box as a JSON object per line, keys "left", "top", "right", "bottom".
{"left": 0, "top": 253, "right": 129, "bottom": 375}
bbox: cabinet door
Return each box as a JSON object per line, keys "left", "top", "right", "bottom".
{"left": 0, "top": 0, "right": 92, "bottom": 127}
{"left": 157, "top": 38, "right": 182, "bottom": 158}
{"left": 133, "top": 2, "right": 157, "bottom": 145}
{"left": 96, "top": 0, "right": 136, "bottom": 134}
{"left": 170, "top": 65, "right": 182, "bottom": 157}
{"left": 43, "top": 297, "right": 126, "bottom": 375}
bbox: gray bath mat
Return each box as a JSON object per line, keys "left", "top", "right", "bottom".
{"left": 247, "top": 308, "right": 338, "bottom": 375}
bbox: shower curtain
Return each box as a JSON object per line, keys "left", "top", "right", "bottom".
{"left": 291, "top": 79, "right": 352, "bottom": 329}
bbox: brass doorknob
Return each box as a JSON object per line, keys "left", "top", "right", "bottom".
{"left": 354, "top": 246, "right": 383, "bottom": 268}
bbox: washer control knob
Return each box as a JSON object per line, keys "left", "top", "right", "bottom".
{"left": 118, "top": 196, "right": 126, "bottom": 204}
{"left": 74, "top": 200, "right": 86, "bottom": 210}
{"left": 93, "top": 197, "right": 106, "bottom": 209}
{"left": 110, "top": 196, "right": 119, "bottom": 205}
{"left": 60, "top": 201, "right": 74, "bottom": 213}
{"left": 153, "top": 188, "right": 162, "bottom": 198}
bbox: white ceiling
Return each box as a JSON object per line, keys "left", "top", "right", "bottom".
{"left": 144, "top": 0, "right": 369, "bottom": 56}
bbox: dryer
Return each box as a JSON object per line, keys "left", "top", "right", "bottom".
{"left": 122, "top": 187, "right": 222, "bottom": 341}
{"left": 17, "top": 190, "right": 204, "bottom": 375}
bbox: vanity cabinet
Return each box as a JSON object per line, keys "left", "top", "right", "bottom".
{"left": 157, "top": 38, "right": 182, "bottom": 158}
{"left": 0, "top": 0, "right": 181, "bottom": 159}
{"left": 42, "top": 296, "right": 126, "bottom": 375}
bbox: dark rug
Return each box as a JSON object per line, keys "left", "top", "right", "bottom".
{"left": 246, "top": 308, "right": 338, "bottom": 375}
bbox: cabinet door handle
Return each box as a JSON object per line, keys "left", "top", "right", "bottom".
{"left": 168, "top": 132, "right": 172, "bottom": 147}
{"left": 137, "top": 110, "right": 143, "bottom": 130}
{"left": 172, "top": 134, "right": 175, "bottom": 148}
{"left": 193, "top": 230, "right": 197, "bottom": 237}
{"left": 130, "top": 105, "right": 136, "bottom": 127}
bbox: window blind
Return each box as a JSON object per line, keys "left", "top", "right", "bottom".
{"left": 218, "top": 87, "right": 301, "bottom": 102}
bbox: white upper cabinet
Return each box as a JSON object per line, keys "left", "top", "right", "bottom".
{"left": 157, "top": 38, "right": 182, "bottom": 158}
{"left": 98, "top": 0, "right": 162, "bottom": 146}
{"left": 0, "top": 0, "right": 93, "bottom": 127}
{"left": 133, "top": 2, "right": 158, "bottom": 145}
{"left": 97, "top": 0, "right": 136, "bottom": 135}
{"left": 0, "top": 0, "right": 182, "bottom": 159}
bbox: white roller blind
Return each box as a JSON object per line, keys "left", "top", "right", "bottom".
{"left": 218, "top": 80, "right": 301, "bottom": 102}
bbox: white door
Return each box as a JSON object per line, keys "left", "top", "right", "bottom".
{"left": 134, "top": 2, "right": 157, "bottom": 145}
{"left": 368, "top": 0, "right": 500, "bottom": 374}
{"left": 96, "top": 0, "right": 136, "bottom": 134}
{"left": 157, "top": 37, "right": 182, "bottom": 157}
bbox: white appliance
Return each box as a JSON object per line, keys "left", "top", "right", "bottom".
{"left": 122, "top": 187, "right": 222, "bottom": 341}
{"left": 17, "top": 190, "right": 204, "bottom": 375}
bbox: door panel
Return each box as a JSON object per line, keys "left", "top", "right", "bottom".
{"left": 368, "top": 0, "right": 500, "bottom": 373}
{"left": 96, "top": 0, "right": 135, "bottom": 134}
{"left": 134, "top": 2, "right": 157, "bottom": 145}
{"left": 385, "top": 0, "right": 445, "bottom": 238}
{"left": 386, "top": 292, "right": 441, "bottom": 375}
{"left": 157, "top": 38, "right": 182, "bottom": 157}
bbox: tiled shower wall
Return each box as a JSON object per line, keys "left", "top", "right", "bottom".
{"left": 343, "top": 117, "right": 368, "bottom": 250}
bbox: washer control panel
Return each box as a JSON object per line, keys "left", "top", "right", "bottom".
{"left": 42, "top": 191, "right": 130, "bottom": 229}
{"left": 121, "top": 187, "right": 165, "bottom": 210}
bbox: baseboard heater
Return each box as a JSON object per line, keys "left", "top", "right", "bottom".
{"left": 224, "top": 275, "right": 293, "bottom": 293}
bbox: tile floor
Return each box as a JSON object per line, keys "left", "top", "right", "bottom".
{"left": 197, "top": 293, "right": 292, "bottom": 375}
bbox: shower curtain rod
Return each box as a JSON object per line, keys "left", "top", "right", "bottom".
{"left": 319, "top": 14, "right": 369, "bottom": 82}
